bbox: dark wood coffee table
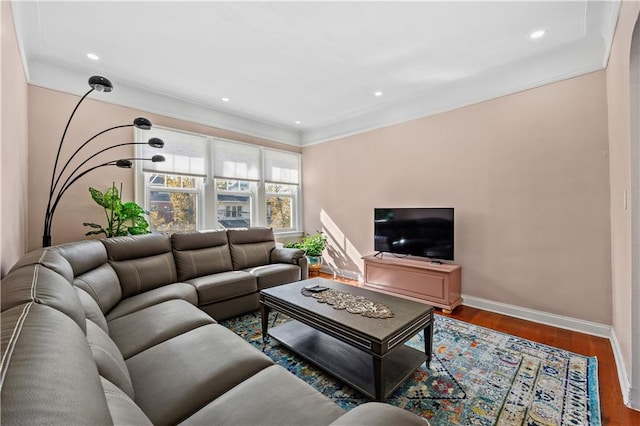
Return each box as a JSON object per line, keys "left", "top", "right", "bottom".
{"left": 259, "top": 277, "right": 434, "bottom": 401}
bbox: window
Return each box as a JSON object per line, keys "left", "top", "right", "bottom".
{"left": 148, "top": 174, "right": 200, "bottom": 232}
{"left": 136, "top": 127, "right": 301, "bottom": 234}
{"left": 136, "top": 128, "right": 208, "bottom": 232}
{"left": 266, "top": 183, "right": 295, "bottom": 229}
{"left": 263, "top": 149, "right": 300, "bottom": 232}
{"left": 215, "top": 179, "right": 255, "bottom": 228}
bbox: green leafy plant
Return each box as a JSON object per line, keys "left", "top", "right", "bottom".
{"left": 83, "top": 183, "right": 150, "bottom": 237}
{"left": 298, "top": 231, "right": 328, "bottom": 256}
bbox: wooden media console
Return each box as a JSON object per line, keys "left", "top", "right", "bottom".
{"left": 362, "top": 254, "right": 462, "bottom": 313}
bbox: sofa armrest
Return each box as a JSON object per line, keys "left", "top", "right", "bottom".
{"left": 328, "top": 403, "right": 428, "bottom": 426}
{"left": 270, "top": 247, "right": 305, "bottom": 265}
{"left": 298, "top": 256, "right": 308, "bottom": 280}
{"left": 271, "top": 248, "right": 308, "bottom": 280}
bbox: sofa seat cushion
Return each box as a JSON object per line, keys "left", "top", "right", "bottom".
{"left": 125, "top": 324, "right": 273, "bottom": 425}
{"left": 108, "top": 300, "right": 215, "bottom": 359}
{"left": 106, "top": 283, "right": 197, "bottom": 321}
{"left": 244, "top": 263, "right": 301, "bottom": 290}
{"left": 328, "top": 402, "right": 429, "bottom": 426}
{"left": 186, "top": 271, "right": 257, "bottom": 304}
{"left": 180, "top": 365, "right": 345, "bottom": 426}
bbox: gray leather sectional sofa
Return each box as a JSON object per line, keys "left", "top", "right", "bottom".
{"left": 0, "top": 228, "right": 426, "bottom": 425}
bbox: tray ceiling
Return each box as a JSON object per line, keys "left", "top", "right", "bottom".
{"left": 11, "top": 1, "right": 621, "bottom": 146}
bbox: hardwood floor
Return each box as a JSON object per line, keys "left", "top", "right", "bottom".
{"left": 318, "top": 272, "right": 640, "bottom": 425}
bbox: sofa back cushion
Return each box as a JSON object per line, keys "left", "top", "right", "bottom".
{"left": 85, "top": 319, "right": 135, "bottom": 399}
{"left": 100, "top": 378, "right": 153, "bottom": 425}
{"left": 1, "top": 264, "right": 87, "bottom": 333}
{"left": 172, "top": 231, "right": 233, "bottom": 281}
{"left": 227, "top": 228, "right": 276, "bottom": 270}
{"left": 73, "top": 264, "right": 122, "bottom": 315}
{"left": 54, "top": 240, "right": 123, "bottom": 314}
{"left": 54, "top": 240, "right": 108, "bottom": 277}
{"left": 8, "top": 247, "right": 75, "bottom": 282}
{"left": 76, "top": 287, "right": 110, "bottom": 333}
{"left": 102, "top": 234, "right": 178, "bottom": 299}
{"left": 0, "top": 303, "right": 113, "bottom": 424}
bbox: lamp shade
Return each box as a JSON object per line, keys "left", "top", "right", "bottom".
{"left": 133, "top": 117, "right": 152, "bottom": 130}
{"left": 148, "top": 138, "right": 164, "bottom": 148}
{"left": 88, "top": 76, "right": 113, "bottom": 93}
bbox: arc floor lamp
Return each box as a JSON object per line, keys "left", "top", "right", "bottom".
{"left": 43, "top": 75, "right": 165, "bottom": 247}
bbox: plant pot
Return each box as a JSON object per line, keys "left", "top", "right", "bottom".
{"left": 306, "top": 255, "right": 323, "bottom": 274}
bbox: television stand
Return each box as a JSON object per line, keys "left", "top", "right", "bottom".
{"left": 361, "top": 255, "right": 462, "bottom": 313}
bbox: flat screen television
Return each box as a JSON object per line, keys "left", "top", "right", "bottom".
{"left": 374, "top": 207, "right": 454, "bottom": 260}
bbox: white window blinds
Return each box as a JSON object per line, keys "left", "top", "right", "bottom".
{"left": 141, "top": 128, "right": 208, "bottom": 177}
{"left": 263, "top": 149, "right": 300, "bottom": 184}
{"left": 213, "top": 140, "right": 260, "bottom": 181}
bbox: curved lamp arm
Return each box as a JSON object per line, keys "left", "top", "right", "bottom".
{"left": 48, "top": 87, "right": 94, "bottom": 198}
{"left": 48, "top": 76, "right": 113, "bottom": 199}
{"left": 51, "top": 118, "right": 152, "bottom": 194}
{"left": 44, "top": 155, "right": 165, "bottom": 247}
{"left": 47, "top": 160, "right": 131, "bottom": 236}
{"left": 56, "top": 138, "right": 164, "bottom": 202}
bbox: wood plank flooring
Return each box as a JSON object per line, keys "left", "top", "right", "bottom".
{"left": 318, "top": 272, "right": 640, "bottom": 425}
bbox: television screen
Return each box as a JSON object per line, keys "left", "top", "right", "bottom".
{"left": 374, "top": 208, "right": 454, "bottom": 260}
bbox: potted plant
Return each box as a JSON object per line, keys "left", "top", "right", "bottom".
{"left": 297, "top": 231, "right": 328, "bottom": 274}
{"left": 83, "top": 183, "right": 151, "bottom": 237}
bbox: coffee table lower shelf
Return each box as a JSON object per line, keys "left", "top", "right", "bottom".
{"left": 267, "top": 320, "right": 426, "bottom": 401}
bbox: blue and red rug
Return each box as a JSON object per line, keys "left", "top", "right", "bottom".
{"left": 221, "top": 312, "right": 601, "bottom": 425}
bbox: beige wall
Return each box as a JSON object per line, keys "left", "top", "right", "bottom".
{"left": 1, "top": 2, "right": 29, "bottom": 277}
{"left": 27, "top": 85, "right": 299, "bottom": 251}
{"left": 303, "top": 71, "right": 611, "bottom": 324}
{"left": 606, "top": 0, "right": 640, "bottom": 397}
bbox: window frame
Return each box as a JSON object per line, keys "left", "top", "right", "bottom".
{"left": 214, "top": 178, "right": 256, "bottom": 229}
{"left": 145, "top": 173, "right": 204, "bottom": 232}
{"left": 264, "top": 182, "right": 298, "bottom": 232}
{"left": 135, "top": 127, "right": 302, "bottom": 236}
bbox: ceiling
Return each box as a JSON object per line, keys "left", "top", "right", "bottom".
{"left": 11, "top": 1, "right": 621, "bottom": 146}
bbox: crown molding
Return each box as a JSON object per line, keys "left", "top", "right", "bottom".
{"left": 26, "top": 59, "right": 303, "bottom": 147}
{"left": 18, "top": 0, "right": 619, "bottom": 148}
{"left": 301, "top": 35, "right": 607, "bottom": 146}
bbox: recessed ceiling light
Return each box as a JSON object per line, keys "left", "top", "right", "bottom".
{"left": 374, "top": 91, "right": 384, "bottom": 97}
{"left": 529, "top": 30, "right": 546, "bottom": 39}
{"left": 86, "top": 53, "right": 99, "bottom": 61}
{"left": 221, "top": 97, "right": 230, "bottom": 102}
{"left": 295, "top": 120, "right": 302, "bottom": 124}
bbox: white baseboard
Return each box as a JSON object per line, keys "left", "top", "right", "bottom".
{"left": 610, "top": 329, "right": 631, "bottom": 406}
{"left": 322, "top": 271, "right": 639, "bottom": 409}
{"left": 461, "top": 294, "right": 611, "bottom": 338}
{"left": 629, "top": 387, "right": 640, "bottom": 411}
{"left": 320, "top": 266, "right": 362, "bottom": 282}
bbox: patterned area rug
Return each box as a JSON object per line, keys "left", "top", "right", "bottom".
{"left": 221, "top": 312, "right": 601, "bottom": 426}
